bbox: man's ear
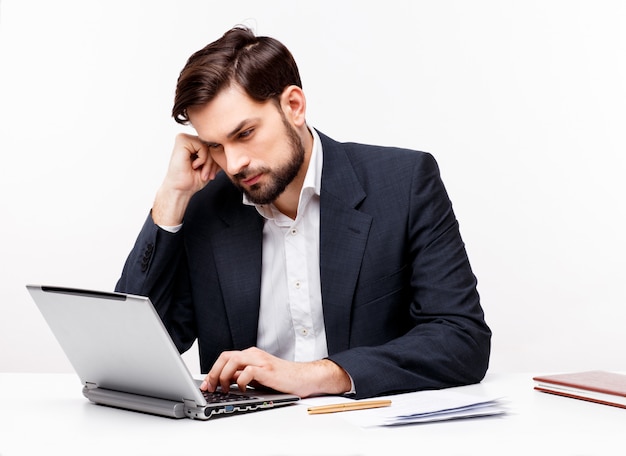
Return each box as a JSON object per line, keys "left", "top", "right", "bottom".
{"left": 280, "top": 85, "right": 307, "bottom": 127}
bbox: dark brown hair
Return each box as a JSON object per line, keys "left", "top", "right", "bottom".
{"left": 172, "top": 26, "right": 302, "bottom": 124}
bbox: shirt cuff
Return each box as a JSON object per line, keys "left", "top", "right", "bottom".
{"left": 344, "top": 374, "right": 356, "bottom": 396}
{"left": 158, "top": 223, "right": 182, "bottom": 234}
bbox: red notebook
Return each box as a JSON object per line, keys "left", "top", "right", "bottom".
{"left": 533, "top": 370, "right": 626, "bottom": 409}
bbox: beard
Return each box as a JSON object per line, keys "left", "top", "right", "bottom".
{"left": 232, "top": 116, "right": 305, "bottom": 205}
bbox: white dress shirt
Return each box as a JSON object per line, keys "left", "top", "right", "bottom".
{"left": 245, "top": 128, "right": 328, "bottom": 362}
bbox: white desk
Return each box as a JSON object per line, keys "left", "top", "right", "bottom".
{"left": 1, "top": 372, "right": 624, "bottom": 455}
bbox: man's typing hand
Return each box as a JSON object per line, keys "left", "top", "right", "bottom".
{"left": 200, "top": 347, "right": 352, "bottom": 398}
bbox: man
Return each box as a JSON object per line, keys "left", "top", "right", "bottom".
{"left": 116, "top": 26, "right": 491, "bottom": 399}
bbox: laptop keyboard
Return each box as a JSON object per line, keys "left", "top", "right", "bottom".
{"left": 202, "top": 390, "right": 259, "bottom": 403}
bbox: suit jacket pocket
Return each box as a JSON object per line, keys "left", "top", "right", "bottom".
{"left": 353, "top": 264, "right": 410, "bottom": 308}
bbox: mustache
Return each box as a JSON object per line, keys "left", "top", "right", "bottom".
{"left": 233, "top": 167, "right": 268, "bottom": 181}
{"left": 233, "top": 169, "right": 252, "bottom": 182}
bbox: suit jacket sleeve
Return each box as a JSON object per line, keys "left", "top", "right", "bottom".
{"left": 115, "top": 213, "right": 197, "bottom": 353}
{"left": 324, "top": 148, "right": 491, "bottom": 399}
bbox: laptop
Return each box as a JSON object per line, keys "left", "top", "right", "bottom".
{"left": 26, "top": 285, "right": 300, "bottom": 420}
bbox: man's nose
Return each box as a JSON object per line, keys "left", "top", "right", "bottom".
{"left": 224, "top": 146, "right": 251, "bottom": 176}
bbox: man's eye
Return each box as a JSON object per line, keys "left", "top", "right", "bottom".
{"left": 239, "top": 129, "right": 253, "bottom": 139}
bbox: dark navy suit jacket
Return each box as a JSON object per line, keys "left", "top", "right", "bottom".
{"left": 116, "top": 130, "right": 491, "bottom": 399}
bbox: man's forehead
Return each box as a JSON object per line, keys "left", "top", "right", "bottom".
{"left": 188, "top": 89, "right": 275, "bottom": 141}
{"left": 191, "top": 114, "right": 262, "bottom": 143}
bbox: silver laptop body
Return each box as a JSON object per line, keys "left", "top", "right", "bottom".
{"left": 26, "top": 285, "right": 299, "bottom": 420}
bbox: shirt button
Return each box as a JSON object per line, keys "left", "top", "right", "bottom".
{"left": 290, "top": 228, "right": 297, "bottom": 236}
{"left": 294, "top": 281, "right": 301, "bottom": 289}
{"left": 301, "top": 328, "right": 309, "bottom": 336}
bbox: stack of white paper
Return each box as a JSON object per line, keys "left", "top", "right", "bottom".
{"left": 379, "top": 390, "right": 506, "bottom": 426}
{"left": 303, "top": 389, "right": 506, "bottom": 427}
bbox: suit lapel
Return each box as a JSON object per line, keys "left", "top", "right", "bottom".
{"left": 318, "top": 132, "right": 372, "bottom": 354}
{"left": 211, "top": 203, "right": 264, "bottom": 349}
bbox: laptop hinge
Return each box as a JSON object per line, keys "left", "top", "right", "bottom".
{"left": 183, "top": 398, "right": 198, "bottom": 409}
{"left": 85, "top": 382, "right": 98, "bottom": 390}
{"left": 183, "top": 398, "right": 206, "bottom": 419}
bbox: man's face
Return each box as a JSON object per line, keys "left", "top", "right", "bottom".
{"left": 188, "top": 84, "right": 305, "bottom": 205}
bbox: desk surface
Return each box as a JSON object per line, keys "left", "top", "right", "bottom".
{"left": 1, "top": 372, "right": 624, "bottom": 455}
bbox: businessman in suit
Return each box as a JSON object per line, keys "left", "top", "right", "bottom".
{"left": 116, "top": 26, "right": 491, "bottom": 399}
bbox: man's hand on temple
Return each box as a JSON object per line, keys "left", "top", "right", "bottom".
{"left": 152, "top": 132, "right": 221, "bottom": 226}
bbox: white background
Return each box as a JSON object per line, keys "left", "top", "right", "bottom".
{"left": 1, "top": 0, "right": 625, "bottom": 376}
